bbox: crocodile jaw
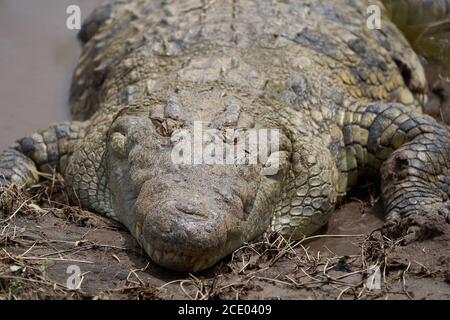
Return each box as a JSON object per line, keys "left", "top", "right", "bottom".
{"left": 132, "top": 181, "right": 245, "bottom": 272}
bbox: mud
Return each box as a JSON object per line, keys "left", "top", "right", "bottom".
{"left": 0, "top": 180, "right": 448, "bottom": 300}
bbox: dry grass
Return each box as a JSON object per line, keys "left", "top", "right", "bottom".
{"left": 0, "top": 180, "right": 448, "bottom": 300}
{"left": 151, "top": 231, "right": 428, "bottom": 300}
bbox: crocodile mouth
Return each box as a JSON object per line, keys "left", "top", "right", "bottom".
{"left": 141, "top": 241, "right": 220, "bottom": 272}
{"left": 136, "top": 211, "right": 243, "bottom": 272}
{"left": 131, "top": 180, "right": 239, "bottom": 272}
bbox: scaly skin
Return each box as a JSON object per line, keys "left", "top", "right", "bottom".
{"left": 1, "top": 0, "right": 449, "bottom": 272}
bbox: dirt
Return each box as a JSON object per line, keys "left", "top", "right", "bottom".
{"left": 0, "top": 179, "right": 449, "bottom": 300}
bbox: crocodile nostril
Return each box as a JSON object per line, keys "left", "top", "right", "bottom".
{"left": 174, "top": 203, "right": 209, "bottom": 218}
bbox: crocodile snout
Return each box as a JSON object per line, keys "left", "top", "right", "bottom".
{"left": 135, "top": 182, "right": 232, "bottom": 272}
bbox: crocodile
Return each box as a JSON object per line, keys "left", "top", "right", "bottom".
{"left": 1, "top": 0, "right": 449, "bottom": 272}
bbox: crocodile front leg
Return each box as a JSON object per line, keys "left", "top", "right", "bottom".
{"left": 271, "top": 135, "right": 339, "bottom": 239}
{"left": 0, "top": 121, "right": 87, "bottom": 187}
{"left": 341, "top": 102, "right": 450, "bottom": 240}
{"left": 381, "top": 120, "right": 450, "bottom": 240}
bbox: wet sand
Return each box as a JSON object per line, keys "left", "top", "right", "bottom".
{"left": 1, "top": 182, "right": 449, "bottom": 300}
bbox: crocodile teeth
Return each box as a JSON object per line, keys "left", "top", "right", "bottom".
{"left": 143, "top": 242, "right": 214, "bottom": 272}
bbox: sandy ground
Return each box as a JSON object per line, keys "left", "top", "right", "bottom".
{"left": 1, "top": 179, "right": 449, "bottom": 300}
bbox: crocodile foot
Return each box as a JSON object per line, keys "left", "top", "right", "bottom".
{"left": 383, "top": 210, "right": 449, "bottom": 244}
{"left": 381, "top": 134, "right": 450, "bottom": 243}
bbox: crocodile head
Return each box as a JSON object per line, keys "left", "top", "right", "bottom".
{"left": 103, "top": 92, "right": 288, "bottom": 272}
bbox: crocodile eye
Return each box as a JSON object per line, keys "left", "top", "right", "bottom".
{"left": 111, "top": 132, "right": 127, "bottom": 158}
